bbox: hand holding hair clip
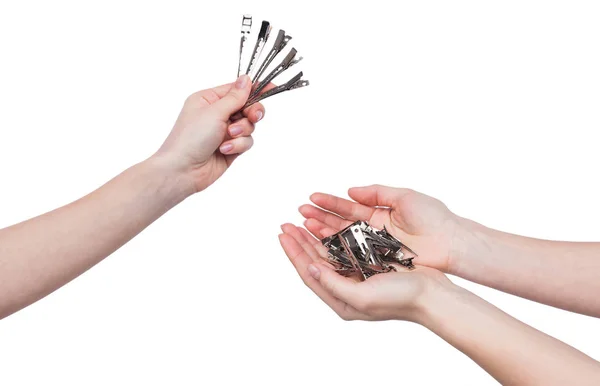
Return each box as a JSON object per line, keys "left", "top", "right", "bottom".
{"left": 242, "top": 71, "right": 309, "bottom": 110}
{"left": 234, "top": 15, "right": 309, "bottom": 114}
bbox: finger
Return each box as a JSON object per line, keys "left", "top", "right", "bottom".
{"left": 228, "top": 118, "right": 255, "bottom": 138}
{"left": 212, "top": 75, "right": 252, "bottom": 116}
{"left": 240, "top": 82, "right": 276, "bottom": 115}
{"left": 304, "top": 218, "right": 338, "bottom": 240}
{"left": 299, "top": 204, "right": 352, "bottom": 231}
{"left": 219, "top": 136, "right": 254, "bottom": 155}
{"left": 242, "top": 103, "right": 265, "bottom": 124}
{"left": 310, "top": 193, "right": 374, "bottom": 221}
{"left": 194, "top": 82, "right": 274, "bottom": 108}
{"left": 348, "top": 184, "right": 413, "bottom": 208}
{"left": 281, "top": 224, "right": 323, "bottom": 264}
{"left": 279, "top": 233, "right": 355, "bottom": 318}
{"left": 297, "top": 227, "right": 336, "bottom": 269}
{"left": 211, "top": 79, "right": 275, "bottom": 99}
{"left": 297, "top": 226, "right": 320, "bottom": 246}
{"left": 209, "top": 82, "right": 234, "bottom": 98}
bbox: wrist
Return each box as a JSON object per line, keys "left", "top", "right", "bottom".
{"left": 142, "top": 155, "right": 197, "bottom": 202}
{"left": 413, "top": 276, "right": 466, "bottom": 328}
{"left": 447, "top": 215, "right": 488, "bottom": 276}
{"left": 409, "top": 269, "right": 460, "bottom": 325}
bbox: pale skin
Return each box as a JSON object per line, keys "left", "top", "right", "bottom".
{"left": 279, "top": 184, "right": 600, "bottom": 385}
{"left": 2, "top": 75, "right": 598, "bottom": 385}
{"left": 0, "top": 74, "right": 267, "bottom": 320}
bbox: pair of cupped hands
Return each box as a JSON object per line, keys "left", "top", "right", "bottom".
{"left": 156, "top": 75, "right": 460, "bottom": 324}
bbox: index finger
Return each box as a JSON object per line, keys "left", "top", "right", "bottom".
{"left": 229, "top": 83, "right": 276, "bottom": 122}
{"left": 310, "top": 193, "right": 375, "bottom": 222}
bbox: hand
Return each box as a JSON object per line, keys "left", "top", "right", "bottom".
{"left": 154, "top": 75, "right": 268, "bottom": 193}
{"left": 278, "top": 223, "right": 451, "bottom": 322}
{"left": 299, "top": 185, "right": 460, "bottom": 272}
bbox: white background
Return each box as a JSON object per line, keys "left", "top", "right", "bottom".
{"left": 1, "top": 1, "right": 599, "bottom": 385}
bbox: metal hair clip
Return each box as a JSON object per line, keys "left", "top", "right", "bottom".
{"left": 242, "top": 71, "right": 309, "bottom": 109}
{"left": 252, "top": 29, "right": 292, "bottom": 83}
{"left": 237, "top": 15, "right": 253, "bottom": 78}
{"left": 245, "top": 21, "right": 271, "bottom": 76}
{"left": 234, "top": 15, "right": 309, "bottom": 112}
{"left": 321, "top": 221, "right": 417, "bottom": 281}
{"left": 250, "top": 48, "right": 302, "bottom": 98}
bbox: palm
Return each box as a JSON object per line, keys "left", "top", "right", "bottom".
{"left": 300, "top": 187, "right": 457, "bottom": 272}
{"left": 279, "top": 223, "right": 449, "bottom": 322}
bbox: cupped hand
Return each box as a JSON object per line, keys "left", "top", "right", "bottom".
{"left": 278, "top": 223, "right": 451, "bottom": 322}
{"left": 154, "top": 75, "right": 270, "bottom": 193}
{"left": 299, "top": 185, "right": 460, "bottom": 272}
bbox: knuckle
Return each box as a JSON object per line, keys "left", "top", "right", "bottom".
{"left": 217, "top": 120, "right": 228, "bottom": 133}
{"left": 186, "top": 90, "right": 210, "bottom": 105}
{"left": 184, "top": 93, "right": 198, "bottom": 105}
{"left": 322, "top": 279, "right": 335, "bottom": 294}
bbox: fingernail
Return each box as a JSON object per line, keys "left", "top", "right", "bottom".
{"left": 229, "top": 126, "right": 243, "bottom": 136}
{"left": 308, "top": 264, "right": 321, "bottom": 280}
{"left": 220, "top": 144, "right": 233, "bottom": 153}
{"left": 235, "top": 75, "right": 248, "bottom": 89}
{"left": 255, "top": 111, "right": 263, "bottom": 121}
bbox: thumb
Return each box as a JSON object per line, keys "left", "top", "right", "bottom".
{"left": 212, "top": 75, "right": 252, "bottom": 116}
{"left": 348, "top": 184, "right": 412, "bottom": 208}
{"left": 308, "top": 264, "right": 364, "bottom": 307}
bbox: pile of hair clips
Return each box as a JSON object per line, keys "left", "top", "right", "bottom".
{"left": 236, "top": 15, "right": 309, "bottom": 110}
{"left": 321, "top": 221, "right": 418, "bottom": 281}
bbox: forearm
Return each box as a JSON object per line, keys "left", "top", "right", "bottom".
{"left": 0, "top": 156, "right": 193, "bottom": 319}
{"left": 450, "top": 217, "right": 600, "bottom": 317}
{"left": 419, "top": 283, "right": 600, "bottom": 385}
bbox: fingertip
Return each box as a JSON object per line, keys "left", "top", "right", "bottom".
{"left": 219, "top": 143, "right": 233, "bottom": 154}
{"left": 348, "top": 186, "right": 367, "bottom": 194}
{"left": 229, "top": 125, "right": 244, "bottom": 137}
{"left": 255, "top": 109, "right": 264, "bottom": 122}
{"left": 278, "top": 232, "right": 293, "bottom": 248}
{"left": 281, "top": 223, "right": 295, "bottom": 233}
{"left": 308, "top": 264, "right": 321, "bottom": 280}
{"left": 244, "top": 104, "right": 265, "bottom": 123}
{"left": 220, "top": 136, "right": 254, "bottom": 155}
{"left": 304, "top": 218, "right": 317, "bottom": 227}
{"left": 278, "top": 233, "right": 287, "bottom": 247}
{"left": 309, "top": 193, "right": 323, "bottom": 203}
{"left": 235, "top": 74, "right": 251, "bottom": 90}
{"left": 298, "top": 204, "right": 311, "bottom": 216}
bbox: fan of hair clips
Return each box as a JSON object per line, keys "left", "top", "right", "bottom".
{"left": 321, "top": 221, "right": 418, "bottom": 281}
{"left": 236, "top": 15, "right": 309, "bottom": 110}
